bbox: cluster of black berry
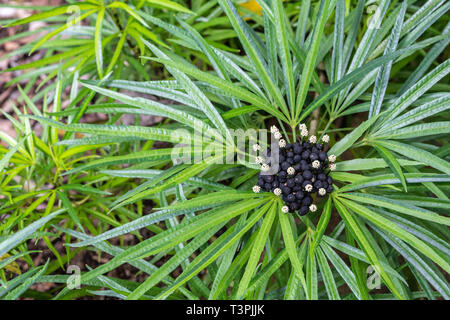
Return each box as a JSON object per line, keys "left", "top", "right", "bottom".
{"left": 252, "top": 124, "right": 336, "bottom": 215}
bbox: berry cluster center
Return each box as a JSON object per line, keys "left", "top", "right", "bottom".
{"left": 253, "top": 124, "right": 336, "bottom": 215}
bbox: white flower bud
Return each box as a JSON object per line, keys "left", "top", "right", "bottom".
{"left": 318, "top": 188, "right": 326, "bottom": 196}
{"left": 287, "top": 167, "right": 295, "bottom": 175}
{"left": 278, "top": 139, "right": 286, "bottom": 148}
{"left": 309, "top": 204, "right": 317, "bottom": 212}
{"left": 274, "top": 131, "right": 282, "bottom": 140}
{"left": 309, "top": 135, "right": 317, "bottom": 144}
{"left": 329, "top": 163, "right": 336, "bottom": 171}
{"left": 312, "top": 160, "right": 320, "bottom": 169}
{"left": 305, "top": 184, "right": 313, "bottom": 192}
{"left": 322, "top": 134, "right": 330, "bottom": 143}
{"left": 281, "top": 205, "right": 289, "bottom": 213}
{"left": 261, "top": 164, "right": 270, "bottom": 171}
{"left": 301, "top": 129, "right": 308, "bottom": 137}
{"left": 273, "top": 188, "right": 282, "bottom": 196}
{"left": 252, "top": 144, "right": 261, "bottom": 152}
{"left": 270, "top": 125, "right": 279, "bottom": 134}
{"left": 252, "top": 185, "right": 261, "bottom": 193}
{"left": 328, "top": 154, "right": 336, "bottom": 162}
{"left": 299, "top": 123, "right": 307, "bottom": 131}
{"left": 255, "top": 156, "right": 263, "bottom": 164}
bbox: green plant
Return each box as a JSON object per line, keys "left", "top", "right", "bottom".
{"left": 0, "top": 0, "right": 449, "bottom": 300}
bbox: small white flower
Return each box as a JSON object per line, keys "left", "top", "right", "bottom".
{"left": 309, "top": 135, "right": 317, "bottom": 144}
{"left": 328, "top": 154, "right": 336, "bottom": 162}
{"left": 329, "top": 163, "right": 336, "bottom": 171}
{"left": 255, "top": 156, "right": 264, "bottom": 164}
{"left": 301, "top": 129, "right": 309, "bottom": 137}
{"left": 253, "top": 185, "right": 261, "bottom": 193}
{"left": 318, "top": 188, "right": 326, "bottom": 196}
{"left": 309, "top": 204, "right": 317, "bottom": 212}
{"left": 322, "top": 134, "right": 330, "bottom": 143}
{"left": 270, "top": 125, "right": 279, "bottom": 134}
{"left": 273, "top": 188, "right": 282, "bottom": 196}
{"left": 299, "top": 123, "right": 307, "bottom": 131}
{"left": 252, "top": 144, "right": 261, "bottom": 152}
{"left": 261, "top": 163, "right": 270, "bottom": 171}
{"left": 287, "top": 167, "right": 295, "bottom": 175}
{"left": 281, "top": 205, "right": 289, "bottom": 213}
{"left": 312, "top": 160, "right": 320, "bottom": 169}
{"left": 278, "top": 139, "right": 286, "bottom": 148}
{"left": 305, "top": 184, "right": 313, "bottom": 192}
{"left": 274, "top": 131, "right": 282, "bottom": 140}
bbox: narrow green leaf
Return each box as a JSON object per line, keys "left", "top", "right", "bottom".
{"left": 311, "top": 197, "right": 332, "bottom": 251}
{"left": 340, "top": 193, "right": 450, "bottom": 226}
{"left": 279, "top": 204, "right": 308, "bottom": 297}
{"left": 0, "top": 209, "right": 65, "bottom": 258}
{"left": 373, "top": 142, "right": 407, "bottom": 191}
{"left": 236, "top": 202, "right": 276, "bottom": 299}
{"left": 316, "top": 246, "right": 340, "bottom": 300}
{"left": 217, "top": 0, "right": 289, "bottom": 117}
{"left": 94, "top": 8, "right": 105, "bottom": 78}
{"left": 335, "top": 199, "right": 407, "bottom": 299}
{"left": 3, "top": 260, "right": 49, "bottom": 300}
{"left": 3, "top": 3, "right": 98, "bottom": 27}
{"left": 328, "top": 114, "right": 380, "bottom": 157}
{"left": 341, "top": 198, "right": 450, "bottom": 273}
{"left": 295, "top": 0, "right": 331, "bottom": 120}
{"left": 369, "top": 1, "right": 406, "bottom": 118}
{"left": 375, "top": 139, "right": 450, "bottom": 174}
{"left": 144, "top": 0, "right": 194, "bottom": 13}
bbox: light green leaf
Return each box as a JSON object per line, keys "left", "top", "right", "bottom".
{"left": 328, "top": 114, "right": 380, "bottom": 157}
{"left": 279, "top": 204, "right": 308, "bottom": 297}
{"left": 340, "top": 192, "right": 450, "bottom": 226}
{"left": 144, "top": 0, "right": 194, "bottom": 14}
{"left": 236, "top": 201, "right": 276, "bottom": 299}
{"left": 375, "top": 139, "right": 450, "bottom": 174}
{"left": 295, "top": 0, "right": 331, "bottom": 120}
{"left": 341, "top": 198, "right": 450, "bottom": 273}
{"left": 0, "top": 209, "right": 65, "bottom": 258}
{"left": 94, "top": 8, "right": 105, "bottom": 78}
{"left": 373, "top": 142, "right": 407, "bottom": 191}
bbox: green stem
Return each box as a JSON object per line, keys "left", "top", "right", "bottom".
{"left": 319, "top": 117, "right": 334, "bottom": 141}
